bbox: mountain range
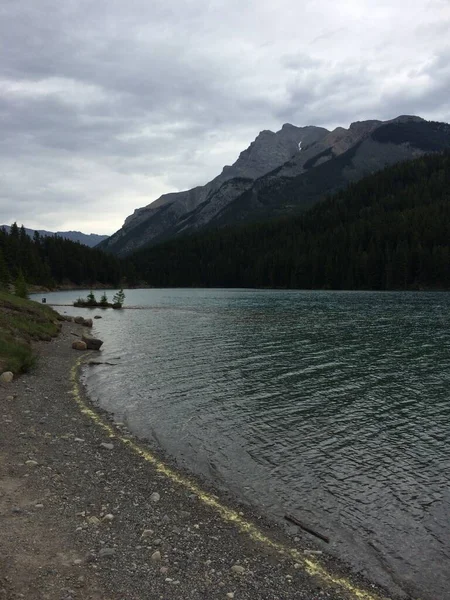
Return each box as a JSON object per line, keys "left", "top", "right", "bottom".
{"left": 1, "top": 226, "right": 108, "bottom": 248}
{"left": 99, "top": 115, "right": 450, "bottom": 256}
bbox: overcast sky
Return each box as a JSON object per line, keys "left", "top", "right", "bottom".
{"left": 1, "top": 0, "right": 449, "bottom": 235}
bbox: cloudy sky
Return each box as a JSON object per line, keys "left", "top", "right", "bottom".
{"left": 1, "top": 0, "right": 449, "bottom": 235}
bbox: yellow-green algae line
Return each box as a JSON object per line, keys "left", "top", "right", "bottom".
{"left": 70, "top": 358, "right": 389, "bottom": 600}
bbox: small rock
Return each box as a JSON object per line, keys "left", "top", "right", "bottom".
{"left": 84, "top": 552, "right": 96, "bottom": 563}
{"left": 150, "top": 492, "right": 160, "bottom": 503}
{"left": 11, "top": 507, "right": 23, "bottom": 514}
{"left": 226, "top": 594, "right": 235, "bottom": 599}
{"left": 82, "top": 335, "right": 103, "bottom": 351}
{"left": 72, "top": 340, "right": 87, "bottom": 351}
{"left": 98, "top": 547, "right": 116, "bottom": 558}
{"left": 0, "top": 371, "right": 14, "bottom": 383}
{"left": 94, "top": 315, "right": 102, "bottom": 319}
{"left": 74, "top": 438, "right": 84, "bottom": 443}
{"left": 153, "top": 538, "right": 162, "bottom": 546}
{"left": 25, "top": 460, "right": 38, "bottom": 467}
{"left": 151, "top": 551, "right": 161, "bottom": 562}
{"left": 304, "top": 549, "right": 323, "bottom": 555}
{"left": 6, "top": 395, "right": 14, "bottom": 401}
{"left": 87, "top": 516, "right": 101, "bottom": 526}
{"left": 231, "top": 565, "right": 245, "bottom": 575}
{"left": 160, "top": 566, "right": 169, "bottom": 574}
{"left": 34, "top": 503, "right": 44, "bottom": 508}
{"left": 100, "top": 442, "right": 114, "bottom": 450}
{"left": 141, "top": 529, "right": 154, "bottom": 538}
{"left": 161, "top": 514, "right": 170, "bottom": 523}
{"left": 102, "top": 513, "right": 114, "bottom": 522}
{"left": 73, "top": 559, "right": 83, "bottom": 566}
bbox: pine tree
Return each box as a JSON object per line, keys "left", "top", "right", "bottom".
{"left": 0, "top": 249, "right": 10, "bottom": 290}
{"left": 14, "top": 269, "right": 28, "bottom": 298}
{"left": 112, "top": 288, "right": 125, "bottom": 308}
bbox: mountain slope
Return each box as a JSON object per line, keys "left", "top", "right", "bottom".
{"left": 0, "top": 226, "right": 108, "bottom": 248}
{"left": 212, "top": 118, "right": 450, "bottom": 226}
{"left": 102, "top": 115, "right": 450, "bottom": 256}
{"left": 99, "top": 124, "right": 329, "bottom": 255}
{"left": 129, "top": 151, "right": 450, "bottom": 290}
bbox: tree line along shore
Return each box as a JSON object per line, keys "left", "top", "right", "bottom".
{"left": 0, "top": 151, "right": 449, "bottom": 294}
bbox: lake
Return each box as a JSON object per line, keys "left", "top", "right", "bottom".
{"left": 37, "top": 288, "right": 450, "bottom": 599}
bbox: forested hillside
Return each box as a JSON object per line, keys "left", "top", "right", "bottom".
{"left": 0, "top": 224, "right": 135, "bottom": 289}
{"left": 130, "top": 152, "right": 450, "bottom": 290}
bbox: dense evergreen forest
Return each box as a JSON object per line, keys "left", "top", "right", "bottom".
{"left": 130, "top": 151, "right": 450, "bottom": 290}
{"left": 0, "top": 224, "right": 137, "bottom": 289}
{"left": 1, "top": 152, "right": 449, "bottom": 292}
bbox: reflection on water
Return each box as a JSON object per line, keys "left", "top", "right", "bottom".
{"left": 40, "top": 288, "right": 450, "bottom": 599}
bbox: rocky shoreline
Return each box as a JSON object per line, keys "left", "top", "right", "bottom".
{"left": 0, "top": 322, "right": 402, "bottom": 600}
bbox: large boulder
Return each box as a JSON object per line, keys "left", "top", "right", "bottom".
{"left": 83, "top": 318, "right": 93, "bottom": 327}
{"left": 72, "top": 340, "right": 87, "bottom": 351}
{"left": 74, "top": 316, "right": 85, "bottom": 324}
{"left": 0, "top": 371, "right": 14, "bottom": 383}
{"left": 82, "top": 335, "right": 103, "bottom": 351}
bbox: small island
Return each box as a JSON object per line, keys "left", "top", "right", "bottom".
{"left": 74, "top": 288, "right": 125, "bottom": 309}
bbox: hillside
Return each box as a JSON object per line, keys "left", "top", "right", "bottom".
{"left": 101, "top": 116, "right": 450, "bottom": 256}
{"left": 212, "top": 118, "right": 450, "bottom": 227}
{"left": 129, "top": 151, "right": 450, "bottom": 291}
{"left": 0, "top": 291, "right": 61, "bottom": 375}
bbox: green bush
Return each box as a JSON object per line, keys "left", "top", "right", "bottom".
{"left": 0, "top": 335, "right": 36, "bottom": 373}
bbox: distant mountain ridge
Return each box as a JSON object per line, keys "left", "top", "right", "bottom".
{"left": 99, "top": 115, "right": 450, "bottom": 256}
{"left": 1, "top": 225, "right": 108, "bottom": 248}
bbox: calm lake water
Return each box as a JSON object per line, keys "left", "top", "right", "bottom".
{"left": 38, "top": 289, "right": 450, "bottom": 599}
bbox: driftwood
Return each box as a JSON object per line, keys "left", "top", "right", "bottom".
{"left": 70, "top": 332, "right": 81, "bottom": 337}
{"left": 87, "top": 361, "right": 117, "bottom": 366}
{"left": 284, "top": 513, "right": 330, "bottom": 543}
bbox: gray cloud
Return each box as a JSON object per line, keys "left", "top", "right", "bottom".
{"left": 0, "top": 0, "right": 449, "bottom": 234}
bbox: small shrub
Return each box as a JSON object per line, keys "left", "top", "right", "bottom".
{"left": 86, "top": 290, "right": 97, "bottom": 306}
{"left": 112, "top": 288, "right": 125, "bottom": 308}
{"left": 100, "top": 292, "right": 109, "bottom": 307}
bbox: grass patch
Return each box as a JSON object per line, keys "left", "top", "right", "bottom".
{"left": 0, "top": 290, "right": 61, "bottom": 376}
{"left": 0, "top": 334, "right": 36, "bottom": 373}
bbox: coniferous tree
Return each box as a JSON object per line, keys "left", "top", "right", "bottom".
{"left": 0, "top": 249, "right": 10, "bottom": 289}
{"left": 14, "top": 269, "right": 28, "bottom": 298}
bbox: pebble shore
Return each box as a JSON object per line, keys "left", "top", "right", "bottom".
{"left": 0, "top": 322, "right": 401, "bottom": 600}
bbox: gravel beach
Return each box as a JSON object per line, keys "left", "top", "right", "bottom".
{"left": 0, "top": 321, "right": 402, "bottom": 600}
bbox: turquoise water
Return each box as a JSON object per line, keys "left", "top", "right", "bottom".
{"left": 39, "top": 289, "right": 450, "bottom": 599}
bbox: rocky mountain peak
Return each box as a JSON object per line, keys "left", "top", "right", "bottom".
{"left": 100, "top": 114, "right": 448, "bottom": 257}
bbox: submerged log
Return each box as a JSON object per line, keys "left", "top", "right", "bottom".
{"left": 284, "top": 513, "right": 330, "bottom": 543}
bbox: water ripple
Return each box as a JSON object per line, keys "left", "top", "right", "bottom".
{"left": 40, "top": 288, "right": 450, "bottom": 600}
